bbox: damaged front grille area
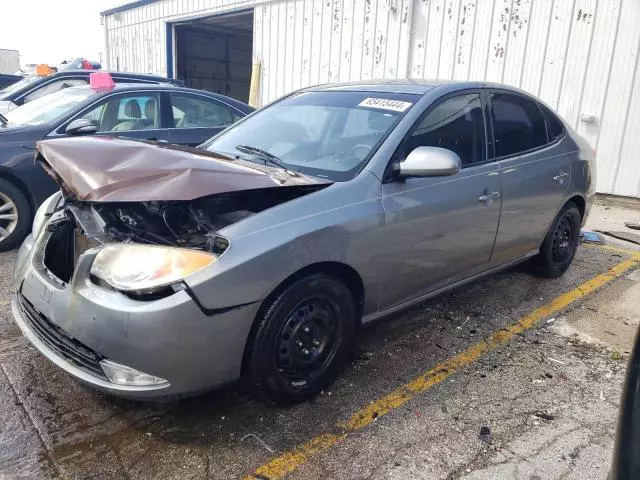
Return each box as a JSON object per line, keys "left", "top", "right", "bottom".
{"left": 42, "top": 208, "right": 105, "bottom": 284}
{"left": 43, "top": 222, "right": 75, "bottom": 283}
{"left": 17, "top": 292, "right": 106, "bottom": 380}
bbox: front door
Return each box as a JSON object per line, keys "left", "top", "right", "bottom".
{"left": 377, "top": 92, "right": 501, "bottom": 310}
{"left": 487, "top": 91, "right": 570, "bottom": 265}
{"left": 68, "top": 91, "right": 168, "bottom": 143}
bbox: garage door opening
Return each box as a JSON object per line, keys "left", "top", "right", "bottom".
{"left": 174, "top": 11, "right": 253, "bottom": 103}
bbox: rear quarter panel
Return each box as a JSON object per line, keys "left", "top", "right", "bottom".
{"left": 563, "top": 127, "right": 596, "bottom": 224}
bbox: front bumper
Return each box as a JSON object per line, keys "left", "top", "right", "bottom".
{"left": 12, "top": 232, "right": 259, "bottom": 400}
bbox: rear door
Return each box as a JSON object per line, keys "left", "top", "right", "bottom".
{"left": 488, "top": 90, "right": 570, "bottom": 265}
{"left": 166, "top": 92, "right": 242, "bottom": 146}
{"left": 378, "top": 92, "right": 502, "bottom": 309}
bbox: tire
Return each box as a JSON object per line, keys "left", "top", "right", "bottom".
{"left": 245, "top": 274, "right": 357, "bottom": 406}
{"left": 0, "top": 179, "right": 32, "bottom": 252}
{"left": 530, "top": 202, "right": 581, "bottom": 278}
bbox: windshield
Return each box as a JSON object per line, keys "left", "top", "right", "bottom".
{"left": 0, "top": 75, "right": 40, "bottom": 99}
{"left": 2, "top": 87, "right": 96, "bottom": 128}
{"left": 203, "top": 91, "right": 419, "bottom": 181}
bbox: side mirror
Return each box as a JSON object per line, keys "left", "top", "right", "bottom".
{"left": 65, "top": 118, "right": 98, "bottom": 136}
{"left": 399, "top": 146, "right": 461, "bottom": 178}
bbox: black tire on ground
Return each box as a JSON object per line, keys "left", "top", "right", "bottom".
{"left": 245, "top": 273, "right": 357, "bottom": 406}
{"left": 530, "top": 202, "right": 581, "bottom": 278}
{"left": 0, "top": 178, "right": 32, "bottom": 252}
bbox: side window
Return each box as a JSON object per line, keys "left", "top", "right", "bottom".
{"left": 24, "top": 78, "right": 88, "bottom": 103}
{"left": 75, "top": 93, "right": 160, "bottom": 132}
{"left": 540, "top": 104, "right": 565, "bottom": 141}
{"left": 489, "top": 92, "right": 548, "bottom": 157}
{"left": 169, "top": 93, "right": 234, "bottom": 128}
{"left": 406, "top": 93, "right": 485, "bottom": 167}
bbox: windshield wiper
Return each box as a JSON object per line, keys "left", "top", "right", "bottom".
{"left": 235, "top": 144, "right": 286, "bottom": 169}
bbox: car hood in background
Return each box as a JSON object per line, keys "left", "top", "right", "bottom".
{"left": 35, "top": 137, "right": 331, "bottom": 202}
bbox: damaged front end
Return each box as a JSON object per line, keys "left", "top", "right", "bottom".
{"left": 33, "top": 137, "right": 330, "bottom": 293}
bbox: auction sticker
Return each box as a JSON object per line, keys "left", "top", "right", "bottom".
{"left": 358, "top": 97, "right": 413, "bottom": 112}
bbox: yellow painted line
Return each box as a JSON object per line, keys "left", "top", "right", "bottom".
{"left": 584, "top": 242, "right": 640, "bottom": 259}
{"left": 245, "top": 254, "right": 640, "bottom": 480}
{"left": 0, "top": 299, "right": 10, "bottom": 308}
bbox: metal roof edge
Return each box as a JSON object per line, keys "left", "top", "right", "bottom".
{"left": 100, "top": 0, "right": 158, "bottom": 17}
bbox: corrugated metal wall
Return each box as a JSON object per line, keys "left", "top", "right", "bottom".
{"left": 105, "top": 0, "right": 640, "bottom": 197}
{"left": 103, "top": 0, "right": 257, "bottom": 75}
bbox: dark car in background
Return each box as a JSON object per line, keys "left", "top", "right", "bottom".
{"left": 0, "top": 82, "right": 253, "bottom": 250}
{"left": 0, "top": 70, "right": 184, "bottom": 114}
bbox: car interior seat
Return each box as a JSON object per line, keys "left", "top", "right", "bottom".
{"left": 176, "top": 105, "right": 200, "bottom": 128}
{"left": 141, "top": 98, "right": 157, "bottom": 128}
{"left": 112, "top": 100, "right": 143, "bottom": 131}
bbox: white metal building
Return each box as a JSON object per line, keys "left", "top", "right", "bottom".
{"left": 0, "top": 49, "right": 20, "bottom": 74}
{"left": 102, "top": 0, "right": 640, "bottom": 198}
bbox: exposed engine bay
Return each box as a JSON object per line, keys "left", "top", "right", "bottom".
{"left": 43, "top": 186, "right": 325, "bottom": 284}
{"left": 34, "top": 136, "right": 333, "bottom": 285}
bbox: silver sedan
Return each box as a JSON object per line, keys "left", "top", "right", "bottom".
{"left": 12, "top": 80, "right": 595, "bottom": 405}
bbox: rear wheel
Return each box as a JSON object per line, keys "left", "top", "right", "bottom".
{"left": 0, "top": 179, "right": 31, "bottom": 252}
{"left": 245, "top": 274, "right": 357, "bottom": 406}
{"left": 530, "top": 202, "right": 581, "bottom": 278}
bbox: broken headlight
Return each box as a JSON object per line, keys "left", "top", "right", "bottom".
{"left": 32, "top": 192, "right": 61, "bottom": 237}
{"left": 90, "top": 244, "right": 215, "bottom": 293}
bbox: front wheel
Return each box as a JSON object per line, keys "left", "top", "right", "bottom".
{"left": 0, "top": 179, "right": 32, "bottom": 252}
{"left": 530, "top": 202, "right": 581, "bottom": 278}
{"left": 245, "top": 274, "right": 357, "bottom": 406}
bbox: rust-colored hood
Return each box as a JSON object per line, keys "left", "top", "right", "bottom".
{"left": 35, "top": 137, "right": 330, "bottom": 202}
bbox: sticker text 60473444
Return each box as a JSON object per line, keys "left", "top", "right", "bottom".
{"left": 358, "top": 98, "right": 413, "bottom": 113}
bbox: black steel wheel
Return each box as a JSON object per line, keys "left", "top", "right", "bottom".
{"left": 531, "top": 202, "right": 581, "bottom": 278}
{"left": 245, "top": 273, "right": 357, "bottom": 406}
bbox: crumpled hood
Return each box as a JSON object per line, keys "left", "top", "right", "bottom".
{"left": 35, "top": 136, "right": 330, "bottom": 202}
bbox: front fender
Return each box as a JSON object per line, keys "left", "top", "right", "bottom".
{"left": 185, "top": 172, "right": 384, "bottom": 314}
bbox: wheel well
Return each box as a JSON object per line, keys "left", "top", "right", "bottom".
{"left": 261, "top": 262, "right": 365, "bottom": 319}
{"left": 0, "top": 170, "right": 35, "bottom": 214}
{"left": 240, "top": 262, "right": 366, "bottom": 378}
{"left": 566, "top": 195, "right": 585, "bottom": 220}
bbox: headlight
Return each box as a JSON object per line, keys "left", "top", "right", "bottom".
{"left": 32, "top": 192, "right": 61, "bottom": 236}
{"left": 90, "top": 244, "right": 215, "bottom": 292}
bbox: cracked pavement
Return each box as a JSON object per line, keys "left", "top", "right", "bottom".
{"left": 0, "top": 203, "right": 639, "bottom": 479}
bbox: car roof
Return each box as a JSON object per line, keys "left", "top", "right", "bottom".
{"left": 51, "top": 70, "right": 177, "bottom": 83}
{"left": 307, "top": 79, "right": 532, "bottom": 97}
{"left": 62, "top": 83, "right": 254, "bottom": 112}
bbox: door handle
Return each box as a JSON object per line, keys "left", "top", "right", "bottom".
{"left": 478, "top": 190, "right": 501, "bottom": 206}
{"left": 553, "top": 172, "right": 569, "bottom": 184}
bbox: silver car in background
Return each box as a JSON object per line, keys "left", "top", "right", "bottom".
{"left": 12, "top": 80, "right": 595, "bottom": 405}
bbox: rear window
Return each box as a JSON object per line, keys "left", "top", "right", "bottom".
{"left": 489, "top": 92, "right": 548, "bottom": 157}
{"left": 540, "top": 105, "right": 565, "bottom": 140}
